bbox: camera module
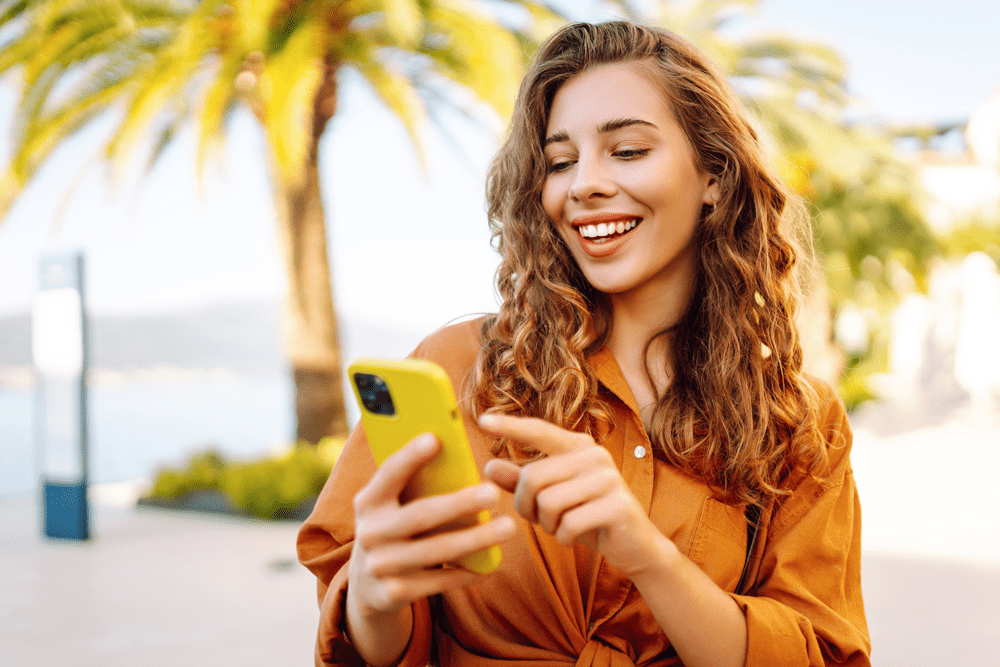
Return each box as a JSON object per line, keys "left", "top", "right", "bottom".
{"left": 353, "top": 373, "right": 395, "bottom": 416}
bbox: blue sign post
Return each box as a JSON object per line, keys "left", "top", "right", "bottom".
{"left": 32, "top": 253, "right": 90, "bottom": 541}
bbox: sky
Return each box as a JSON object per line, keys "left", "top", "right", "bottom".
{"left": 0, "top": 0, "right": 998, "bottom": 336}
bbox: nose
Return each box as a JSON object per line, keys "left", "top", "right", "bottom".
{"left": 568, "top": 155, "right": 617, "bottom": 202}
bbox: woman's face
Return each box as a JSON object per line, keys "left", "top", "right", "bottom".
{"left": 541, "top": 62, "right": 718, "bottom": 305}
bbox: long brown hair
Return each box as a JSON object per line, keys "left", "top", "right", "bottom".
{"left": 472, "top": 21, "right": 827, "bottom": 506}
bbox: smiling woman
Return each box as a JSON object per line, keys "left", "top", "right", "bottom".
{"left": 541, "top": 62, "right": 716, "bottom": 315}
{"left": 298, "top": 20, "right": 870, "bottom": 667}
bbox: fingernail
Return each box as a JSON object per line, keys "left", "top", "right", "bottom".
{"left": 477, "top": 484, "right": 498, "bottom": 503}
{"left": 416, "top": 433, "right": 437, "bottom": 453}
{"left": 478, "top": 414, "right": 497, "bottom": 429}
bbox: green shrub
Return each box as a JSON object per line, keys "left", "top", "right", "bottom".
{"left": 144, "top": 440, "right": 344, "bottom": 519}
{"left": 147, "top": 448, "right": 228, "bottom": 499}
{"left": 221, "top": 445, "right": 334, "bottom": 520}
{"left": 147, "top": 468, "right": 190, "bottom": 499}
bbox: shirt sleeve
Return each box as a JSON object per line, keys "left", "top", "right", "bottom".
{"left": 296, "top": 422, "right": 435, "bottom": 666}
{"left": 730, "top": 384, "right": 871, "bottom": 667}
{"left": 295, "top": 322, "right": 484, "bottom": 666}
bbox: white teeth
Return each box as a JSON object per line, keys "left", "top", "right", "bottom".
{"left": 577, "top": 219, "right": 640, "bottom": 239}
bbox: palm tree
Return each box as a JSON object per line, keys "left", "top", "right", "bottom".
{"left": 0, "top": 0, "right": 561, "bottom": 442}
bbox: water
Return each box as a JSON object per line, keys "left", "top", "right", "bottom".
{"left": 0, "top": 376, "right": 294, "bottom": 498}
{"left": 0, "top": 315, "right": 438, "bottom": 499}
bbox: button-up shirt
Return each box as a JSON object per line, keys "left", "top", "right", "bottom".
{"left": 297, "top": 319, "right": 870, "bottom": 666}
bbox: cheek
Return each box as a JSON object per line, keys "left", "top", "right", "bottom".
{"left": 540, "top": 178, "right": 562, "bottom": 222}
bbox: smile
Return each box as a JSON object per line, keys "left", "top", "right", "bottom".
{"left": 570, "top": 217, "right": 642, "bottom": 259}
{"left": 574, "top": 218, "right": 641, "bottom": 243}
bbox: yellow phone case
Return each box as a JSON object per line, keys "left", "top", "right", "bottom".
{"left": 348, "top": 358, "right": 502, "bottom": 575}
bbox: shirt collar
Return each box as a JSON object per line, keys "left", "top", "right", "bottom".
{"left": 587, "top": 346, "right": 643, "bottom": 419}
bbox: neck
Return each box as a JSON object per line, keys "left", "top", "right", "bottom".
{"left": 606, "top": 274, "right": 693, "bottom": 410}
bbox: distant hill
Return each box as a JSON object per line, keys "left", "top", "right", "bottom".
{"left": 0, "top": 302, "right": 426, "bottom": 380}
{"left": 0, "top": 302, "right": 285, "bottom": 376}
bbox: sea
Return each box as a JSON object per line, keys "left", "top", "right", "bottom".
{"left": 0, "top": 304, "right": 440, "bottom": 499}
{"left": 0, "top": 375, "right": 295, "bottom": 498}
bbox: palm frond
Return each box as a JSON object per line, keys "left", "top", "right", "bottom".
{"left": 380, "top": 0, "right": 423, "bottom": 48}
{"left": 420, "top": 2, "right": 525, "bottom": 119}
{"left": 196, "top": 58, "right": 242, "bottom": 174}
{"left": 0, "top": 0, "right": 563, "bottom": 222}
{"left": 103, "top": 1, "right": 221, "bottom": 169}
{"left": 259, "top": 16, "right": 325, "bottom": 186}
{"left": 734, "top": 35, "right": 847, "bottom": 103}
{"left": 345, "top": 34, "right": 428, "bottom": 164}
{"left": 235, "top": 0, "right": 283, "bottom": 51}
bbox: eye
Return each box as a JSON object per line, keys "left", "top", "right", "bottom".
{"left": 613, "top": 147, "right": 650, "bottom": 160}
{"left": 547, "top": 158, "right": 574, "bottom": 174}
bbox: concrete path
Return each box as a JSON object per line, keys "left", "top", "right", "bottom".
{"left": 0, "top": 496, "right": 318, "bottom": 667}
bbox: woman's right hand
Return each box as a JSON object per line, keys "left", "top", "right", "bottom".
{"left": 345, "top": 432, "right": 515, "bottom": 666}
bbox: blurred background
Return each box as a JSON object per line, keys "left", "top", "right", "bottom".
{"left": 1, "top": 0, "right": 998, "bottom": 665}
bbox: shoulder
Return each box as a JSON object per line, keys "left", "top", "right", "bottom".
{"left": 768, "top": 376, "right": 853, "bottom": 507}
{"left": 775, "top": 375, "right": 852, "bottom": 498}
{"left": 410, "top": 315, "right": 490, "bottom": 378}
{"left": 771, "top": 375, "right": 855, "bottom": 531}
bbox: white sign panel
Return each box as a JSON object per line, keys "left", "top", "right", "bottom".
{"left": 32, "top": 288, "right": 84, "bottom": 377}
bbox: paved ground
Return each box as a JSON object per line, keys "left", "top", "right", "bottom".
{"left": 0, "top": 495, "right": 318, "bottom": 667}
{"left": 2, "top": 404, "right": 999, "bottom": 666}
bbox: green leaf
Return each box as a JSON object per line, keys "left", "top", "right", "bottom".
{"left": 259, "top": 16, "right": 324, "bottom": 186}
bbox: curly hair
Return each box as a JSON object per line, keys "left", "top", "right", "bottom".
{"left": 472, "top": 21, "right": 827, "bottom": 506}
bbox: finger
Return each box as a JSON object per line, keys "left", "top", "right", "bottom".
{"left": 478, "top": 414, "right": 591, "bottom": 456}
{"left": 553, "top": 493, "right": 628, "bottom": 547}
{"left": 364, "top": 483, "right": 501, "bottom": 547}
{"left": 511, "top": 449, "right": 601, "bottom": 522}
{"left": 373, "top": 568, "right": 484, "bottom": 612}
{"left": 552, "top": 489, "right": 645, "bottom": 555}
{"left": 366, "top": 515, "right": 516, "bottom": 578}
{"left": 354, "top": 433, "right": 440, "bottom": 510}
{"left": 535, "top": 468, "right": 618, "bottom": 535}
{"left": 484, "top": 459, "right": 521, "bottom": 494}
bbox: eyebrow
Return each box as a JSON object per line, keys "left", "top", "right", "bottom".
{"left": 543, "top": 117, "right": 657, "bottom": 147}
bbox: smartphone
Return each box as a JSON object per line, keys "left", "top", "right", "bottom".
{"left": 348, "top": 357, "right": 502, "bottom": 574}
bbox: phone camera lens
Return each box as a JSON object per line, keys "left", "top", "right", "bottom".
{"left": 353, "top": 373, "right": 395, "bottom": 416}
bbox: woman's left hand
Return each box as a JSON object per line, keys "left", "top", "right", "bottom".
{"left": 479, "top": 413, "right": 664, "bottom": 578}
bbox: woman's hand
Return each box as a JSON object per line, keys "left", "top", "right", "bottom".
{"left": 479, "top": 414, "right": 661, "bottom": 578}
{"left": 480, "top": 414, "right": 747, "bottom": 667}
{"left": 346, "top": 432, "right": 515, "bottom": 667}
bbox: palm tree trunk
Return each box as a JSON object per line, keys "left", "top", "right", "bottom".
{"left": 272, "top": 145, "right": 348, "bottom": 443}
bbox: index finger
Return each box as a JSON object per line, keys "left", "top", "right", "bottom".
{"left": 477, "top": 414, "right": 589, "bottom": 456}
{"left": 355, "top": 433, "right": 440, "bottom": 509}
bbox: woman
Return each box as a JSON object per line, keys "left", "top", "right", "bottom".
{"left": 298, "top": 21, "right": 870, "bottom": 667}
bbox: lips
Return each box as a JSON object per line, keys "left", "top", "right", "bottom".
{"left": 570, "top": 216, "right": 642, "bottom": 258}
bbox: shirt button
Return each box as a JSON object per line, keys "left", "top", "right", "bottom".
{"left": 633, "top": 445, "right": 646, "bottom": 459}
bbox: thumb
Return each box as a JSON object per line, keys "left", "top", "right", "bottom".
{"left": 484, "top": 459, "right": 521, "bottom": 494}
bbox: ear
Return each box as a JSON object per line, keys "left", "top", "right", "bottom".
{"left": 702, "top": 176, "right": 721, "bottom": 207}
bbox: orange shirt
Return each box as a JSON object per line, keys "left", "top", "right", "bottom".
{"left": 297, "top": 320, "right": 870, "bottom": 666}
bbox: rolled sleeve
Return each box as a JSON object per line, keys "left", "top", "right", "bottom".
{"left": 312, "top": 561, "right": 433, "bottom": 667}
{"left": 297, "top": 322, "right": 486, "bottom": 665}
{"left": 730, "top": 386, "right": 870, "bottom": 666}
{"left": 298, "top": 427, "right": 435, "bottom": 666}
